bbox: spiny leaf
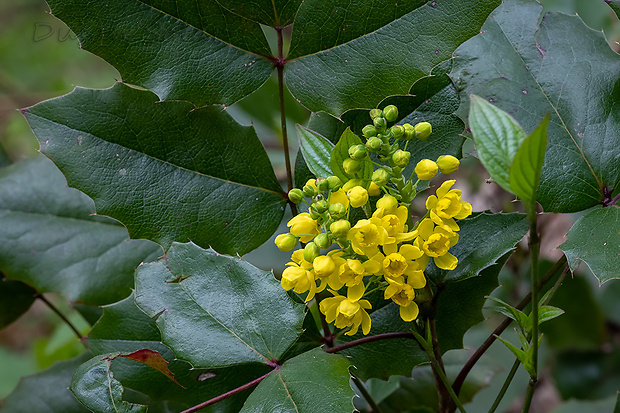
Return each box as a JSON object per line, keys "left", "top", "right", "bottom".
{"left": 121, "top": 349, "right": 183, "bottom": 388}
{"left": 297, "top": 125, "right": 335, "bottom": 178}
{"left": 331, "top": 128, "right": 373, "bottom": 187}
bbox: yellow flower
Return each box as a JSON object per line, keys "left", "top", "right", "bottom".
{"left": 376, "top": 194, "right": 399, "bottom": 216}
{"left": 383, "top": 277, "right": 420, "bottom": 321}
{"left": 369, "top": 243, "right": 428, "bottom": 288}
{"left": 415, "top": 159, "right": 438, "bottom": 181}
{"left": 417, "top": 219, "right": 459, "bottom": 271}
{"left": 319, "top": 284, "right": 372, "bottom": 336}
{"left": 274, "top": 233, "right": 297, "bottom": 252}
{"left": 281, "top": 258, "right": 317, "bottom": 302}
{"left": 347, "top": 218, "right": 391, "bottom": 257}
{"left": 347, "top": 186, "right": 369, "bottom": 208}
{"left": 330, "top": 188, "right": 350, "bottom": 209}
{"left": 373, "top": 205, "right": 416, "bottom": 244}
{"left": 338, "top": 259, "right": 381, "bottom": 287}
{"left": 368, "top": 182, "right": 381, "bottom": 196}
{"left": 313, "top": 253, "right": 346, "bottom": 291}
{"left": 426, "top": 180, "right": 473, "bottom": 230}
{"left": 287, "top": 212, "right": 320, "bottom": 243}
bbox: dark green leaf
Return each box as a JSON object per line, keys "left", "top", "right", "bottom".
{"left": 604, "top": 0, "right": 620, "bottom": 19}
{"left": 0, "top": 144, "right": 11, "bottom": 167}
{"left": 0, "top": 277, "right": 36, "bottom": 329}
{"left": 71, "top": 354, "right": 148, "bottom": 413}
{"left": 553, "top": 350, "right": 620, "bottom": 401}
{"left": 452, "top": 1, "right": 620, "bottom": 212}
{"left": 47, "top": 0, "right": 274, "bottom": 105}
{"left": 0, "top": 155, "right": 161, "bottom": 305}
{"left": 468, "top": 95, "right": 526, "bottom": 193}
{"left": 335, "top": 303, "right": 428, "bottom": 381}
{"left": 135, "top": 242, "right": 305, "bottom": 369}
{"left": 1, "top": 352, "right": 92, "bottom": 413}
{"left": 218, "top": 0, "right": 302, "bottom": 27}
{"left": 510, "top": 115, "right": 550, "bottom": 211}
{"left": 426, "top": 212, "right": 529, "bottom": 284}
{"left": 435, "top": 254, "right": 508, "bottom": 353}
{"left": 23, "top": 83, "right": 286, "bottom": 256}
{"left": 560, "top": 206, "right": 620, "bottom": 284}
{"left": 240, "top": 348, "right": 354, "bottom": 413}
{"left": 88, "top": 294, "right": 268, "bottom": 410}
{"left": 285, "top": 0, "right": 501, "bottom": 115}
{"left": 331, "top": 128, "right": 373, "bottom": 187}
{"left": 297, "top": 125, "right": 335, "bottom": 178}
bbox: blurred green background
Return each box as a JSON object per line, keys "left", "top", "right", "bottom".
{"left": 0, "top": 0, "right": 618, "bottom": 411}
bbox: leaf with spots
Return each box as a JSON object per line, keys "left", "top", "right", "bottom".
{"left": 121, "top": 349, "right": 182, "bottom": 388}
{"left": 451, "top": 0, "right": 620, "bottom": 213}
{"left": 23, "top": 83, "right": 286, "bottom": 256}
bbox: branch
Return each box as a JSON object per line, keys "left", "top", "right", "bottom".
{"left": 36, "top": 293, "right": 83, "bottom": 341}
{"left": 452, "top": 254, "right": 567, "bottom": 396}
{"left": 324, "top": 332, "right": 415, "bottom": 353}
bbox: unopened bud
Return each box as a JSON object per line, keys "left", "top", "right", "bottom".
{"left": 327, "top": 175, "right": 342, "bottom": 191}
{"left": 304, "top": 242, "right": 320, "bottom": 263}
{"left": 362, "top": 124, "right": 377, "bottom": 138}
{"left": 403, "top": 123, "right": 415, "bottom": 141}
{"left": 314, "top": 233, "right": 332, "bottom": 249}
{"left": 376, "top": 194, "right": 399, "bottom": 215}
{"left": 312, "top": 199, "right": 329, "bottom": 214}
{"left": 436, "top": 155, "right": 460, "bottom": 175}
{"left": 348, "top": 144, "right": 367, "bottom": 161}
{"left": 366, "top": 136, "right": 383, "bottom": 151}
{"left": 382, "top": 105, "right": 398, "bottom": 122}
{"left": 414, "top": 122, "right": 432, "bottom": 141}
{"left": 390, "top": 125, "right": 405, "bottom": 139}
{"left": 368, "top": 182, "right": 381, "bottom": 197}
{"left": 342, "top": 179, "right": 364, "bottom": 192}
{"left": 415, "top": 159, "right": 439, "bottom": 180}
{"left": 370, "top": 108, "right": 382, "bottom": 120}
{"left": 303, "top": 184, "right": 316, "bottom": 197}
{"left": 373, "top": 116, "right": 387, "bottom": 132}
{"left": 372, "top": 168, "right": 391, "bottom": 187}
{"left": 392, "top": 150, "right": 411, "bottom": 168}
{"left": 313, "top": 255, "right": 336, "bottom": 277}
{"left": 329, "top": 202, "right": 347, "bottom": 219}
{"left": 275, "top": 233, "right": 297, "bottom": 252}
{"left": 343, "top": 158, "right": 361, "bottom": 175}
{"left": 288, "top": 188, "right": 304, "bottom": 204}
{"left": 309, "top": 209, "right": 321, "bottom": 220}
{"left": 330, "top": 220, "right": 351, "bottom": 238}
{"left": 316, "top": 177, "right": 329, "bottom": 192}
{"left": 347, "top": 186, "right": 369, "bottom": 208}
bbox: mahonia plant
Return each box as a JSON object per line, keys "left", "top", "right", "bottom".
{"left": 276, "top": 106, "right": 472, "bottom": 335}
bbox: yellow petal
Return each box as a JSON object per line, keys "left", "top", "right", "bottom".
{"left": 436, "top": 180, "right": 456, "bottom": 199}
{"left": 400, "top": 302, "right": 419, "bottom": 322}
{"left": 434, "top": 253, "right": 458, "bottom": 270}
{"left": 426, "top": 195, "right": 438, "bottom": 210}
{"left": 361, "top": 310, "right": 372, "bottom": 335}
{"left": 347, "top": 282, "right": 366, "bottom": 301}
{"left": 418, "top": 218, "right": 435, "bottom": 240}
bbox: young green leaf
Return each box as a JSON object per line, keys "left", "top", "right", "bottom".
{"left": 296, "top": 125, "right": 335, "bottom": 178}
{"left": 468, "top": 95, "right": 527, "bottom": 193}
{"left": 495, "top": 336, "right": 530, "bottom": 374}
{"left": 486, "top": 296, "right": 528, "bottom": 331}
{"left": 560, "top": 206, "right": 620, "bottom": 284}
{"left": 331, "top": 127, "right": 373, "bottom": 187}
{"left": 510, "top": 115, "right": 549, "bottom": 213}
{"left": 525, "top": 306, "right": 565, "bottom": 331}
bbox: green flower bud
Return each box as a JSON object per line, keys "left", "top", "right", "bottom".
{"left": 390, "top": 125, "right": 405, "bottom": 139}
{"left": 309, "top": 209, "right": 321, "bottom": 220}
{"left": 403, "top": 123, "right": 415, "bottom": 141}
{"left": 382, "top": 105, "right": 399, "bottom": 122}
{"left": 304, "top": 242, "right": 320, "bottom": 263}
{"left": 343, "top": 158, "right": 361, "bottom": 175}
{"left": 414, "top": 122, "right": 432, "bottom": 141}
{"left": 330, "top": 220, "right": 351, "bottom": 238}
{"left": 316, "top": 177, "right": 329, "bottom": 192}
{"left": 303, "top": 184, "right": 316, "bottom": 197}
{"left": 372, "top": 168, "right": 391, "bottom": 187}
{"left": 314, "top": 233, "right": 332, "bottom": 249}
{"left": 328, "top": 202, "right": 347, "bottom": 219}
{"left": 362, "top": 124, "right": 377, "bottom": 138}
{"left": 436, "top": 155, "right": 460, "bottom": 174}
{"left": 274, "top": 233, "right": 297, "bottom": 252}
{"left": 369, "top": 108, "right": 383, "bottom": 120}
{"left": 366, "top": 136, "right": 383, "bottom": 151}
{"left": 392, "top": 150, "right": 411, "bottom": 168}
{"left": 288, "top": 188, "right": 304, "bottom": 204}
{"left": 327, "top": 175, "right": 342, "bottom": 191}
{"left": 312, "top": 199, "right": 329, "bottom": 214}
{"left": 373, "top": 116, "right": 387, "bottom": 132}
{"left": 348, "top": 144, "right": 367, "bottom": 161}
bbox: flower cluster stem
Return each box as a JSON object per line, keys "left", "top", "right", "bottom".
{"left": 36, "top": 293, "right": 83, "bottom": 341}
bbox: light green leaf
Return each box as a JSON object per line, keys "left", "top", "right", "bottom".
{"left": 510, "top": 115, "right": 550, "bottom": 211}
{"left": 560, "top": 206, "right": 620, "bottom": 284}
{"left": 331, "top": 128, "right": 373, "bottom": 187}
{"left": 240, "top": 348, "right": 354, "bottom": 413}
{"left": 23, "top": 83, "right": 286, "bottom": 256}
{"left": 285, "top": 0, "right": 501, "bottom": 115}
{"left": 135, "top": 242, "right": 305, "bottom": 369}
{"left": 526, "top": 305, "right": 564, "bottom": 331}
{"left": 296, "top": 125, "right": 335, "bottom": 178}
{"left": 47, "top": 0, "right": 274, "bottom": 105}
{"left": 468, "top": 94, "right": 527, "bottom": 193}
{"left": 495, "top": 336, "right": 529, "bottom": 371}
{"left": 486, "top": 296, "right": 528, "bottom": 331}
{"left": 452, "top": 0, "right": 620, "bottom": 213}
{"left": 0, "top": 155, "right": 161, "bottom": 305}
{"left": 71, "top": 355, "right": 147, "bottom": 413}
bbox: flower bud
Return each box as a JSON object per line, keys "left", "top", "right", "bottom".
{"left": 436, "top": 155, "right": 460, "bottom": 175}
{"left": 303, "top": 184, "right": 316, "bottom": 197}
{"left": 275, "top": 233, "right": 297, "bottom": 252}
{"left": 329, "top": 202, "right": 347, "bottom": 219}
{"left": 312, "top": 199, "right": 329, "bottom": 214}
{"left": 309, "top": 209, "right": 321, "bottom": 220}
{"left": 304, "top": 242, "right": 320, "bottom": 263}
{"left": 369, "top": 108, "right": 382, "bottom": 120}
{"left": 315, "top": 177, "right": 329, "bottom": 192}
{"left": 403, "top": 123, "right": 415, "bottom": 141}
{"left": 288, "top": 188, "right": 304, "bottom": 204}
{"left": 343, "top": 158, "right": 361, "bottom": 175}
{"left": 392, "top": 150, "right": 411, "bottom": 167}
{"left": 313, "top": 255, "right": 336, "bottom": 277}
{"left": 383, "top": 105, "right": 398, "bottom": 122}
{"left": 347, "top": 186, "right": 369, "bottom": 208}
{"left": 390, "top": 125, "right": 405, "bottom": 139}
{"left": 415, "top": 159, "right": 439, "bottom": 180}
{"left": 348, "top": 144, "right": 367, "bottom": 161}
{"left": 376, "top": 194, "right": 399, "bottom": 215}
{"left": 342, "top": 179, "right": 364, "bottom": 192}
{"left": 327, "top": 175, "right": 342, "bottom": 191}
{"left": 372, "top": 168, "right": 391, "bottom": 187}
{"left": 366, "top": 136, "right": 383, "bottom": 151}
{"left": 362, "top": 124, "right": 377, "bottom": 138}
{"left": 314, "top": 233, "right": 332, "bottom": 249}
{"left": 330, "top": 220, "right": 351, "bottom": 238}
{"left": 368, "top": 182, "right": 381, "bottom": 197}
{"left": 414, "top": 122, "right": 432, "bottom": 141}
{"left": 373, "top": 116, "right": 387, "bottom": 132}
